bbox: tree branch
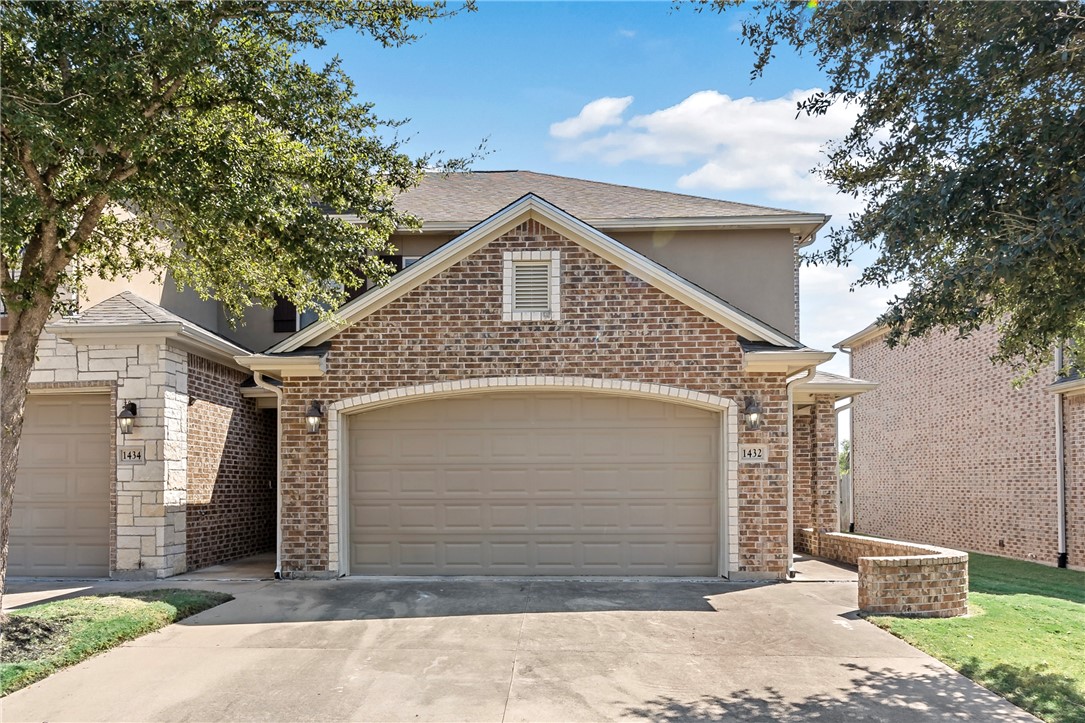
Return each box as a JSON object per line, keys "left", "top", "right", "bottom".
{"left": 1, "top": 128, "right": 57, "bottom": 209}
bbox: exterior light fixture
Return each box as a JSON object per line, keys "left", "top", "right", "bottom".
{"left": 306, "top": 401, "right": 325, "bottom": 434}
{"left": 117, "top": 401, "right": 137, "bottom": 435}
{"left": 743, "top": 397, "right": 763, "bottom": 431}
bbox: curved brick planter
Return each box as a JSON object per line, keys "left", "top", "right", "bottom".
{"left": 796, "top": 529, "right": 969, "bottom": 617}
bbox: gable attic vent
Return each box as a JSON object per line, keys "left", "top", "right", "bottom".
{"left": 503, "top": 250, "right": 561, "bottom": 321}
{"left": 513, "top": 262, "right": 551, "bottom": 311}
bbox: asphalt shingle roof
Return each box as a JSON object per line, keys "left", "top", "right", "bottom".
{"left": 392, "top": 170, "right": 813, "bottom": 225}
{"left": 53, "top": 290, "right": 188, "bottom": 326}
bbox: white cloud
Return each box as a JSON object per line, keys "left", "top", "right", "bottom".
{"left": 549, "top": 96, "right": 634, "bottom": 140}
{"left": 617, "top": 28, "right": 636, "bottom": 39}
{"left": 548, "top": 88, "right": 894, "bottom": 375}
{"left": 553, "top": 88, "right": 861, "bottom": 217}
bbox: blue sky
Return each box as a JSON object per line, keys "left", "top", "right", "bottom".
{"left": 306, "top": 1, "right": 898, "bottom": 375}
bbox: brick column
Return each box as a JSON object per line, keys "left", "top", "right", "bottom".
{"left": 812, "top": 395, "right": 839, "bottom": 533}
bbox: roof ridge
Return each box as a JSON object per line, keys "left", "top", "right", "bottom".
{"left": 420, "top": 169, "right": 810, "bottom": 217}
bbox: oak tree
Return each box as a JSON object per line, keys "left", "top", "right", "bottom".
{"left": 0, "top": 0, "right": 471, "bottom": 597}
{"left": 710, "top": 0, "right": 1085, "bottom": 372}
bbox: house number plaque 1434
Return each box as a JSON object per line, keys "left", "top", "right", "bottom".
{"left": 118, "top": 445, "right": 146, "bottom": 464}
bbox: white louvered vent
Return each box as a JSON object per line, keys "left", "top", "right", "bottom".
{"left": 513, "top": 262, "right": 551, "bottom": 311}
{"left": 503, "top": 250, "right": 560, "bottom": 321}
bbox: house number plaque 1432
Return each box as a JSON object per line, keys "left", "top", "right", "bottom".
{"left": 739, "top": 445, "right": 767, "bottom": 463}
{"left": 118, "top": 445, "right": 146, "bottom": 464}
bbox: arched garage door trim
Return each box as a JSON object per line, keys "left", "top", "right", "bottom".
{"left": 326, "top": 377, "right": 740, "bottom": 577}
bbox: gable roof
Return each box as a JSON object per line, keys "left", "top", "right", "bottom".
{"left": 47, "top": 290, "right": 251, "bottom": 369}
{"left": 266, "top": 194, "right": 812, "bottom": 357}
{"left": 336, "top": 171, "right": 829, "bottom": 242}
{"left": 55, "top": 290, "right": 191, "bottom": 326}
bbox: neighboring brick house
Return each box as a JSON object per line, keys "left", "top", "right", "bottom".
{"left": 5, "top": 171, "right": 874, "bottom": 581}
{"left": 838, "top": 323, "right": 1083, "bottom": 570}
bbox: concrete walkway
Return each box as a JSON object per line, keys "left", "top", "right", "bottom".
{"left": 2, "top": 578, "right": 1036, "bottom": 722}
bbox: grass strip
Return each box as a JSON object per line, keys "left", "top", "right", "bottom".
{"left": 868, "top": 552, "right": 1085, "bottom": 723}
{"left": 1, "top": 588, "right": 232, "bottom": 696}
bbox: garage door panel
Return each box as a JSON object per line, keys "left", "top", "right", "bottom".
{"left": 10, "top": 395, "right": 110, "bottom": 577}
{"left": 348, "top": 392, "right": 719, "bottom": 576}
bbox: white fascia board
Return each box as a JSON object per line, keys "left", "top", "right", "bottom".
{"left": 273, "top": 195, "right": 802, "bottom": 352}
{"left": 1048, "top": 376, "right": 1085, "bottom": 396}
{"left": 269, "top": 205, "right": 529, "bottom": 352}
{"left": 46, "top": 321, "right": 252, "bottom": 371}
{"left": 744, "top": 350, "right": 836, "bottom": 374}
{"left": 835, "top": 322, "right": 888, "bottom": 350}
{"left": 334, "top": 213, "right": 830, "bottom": 240}
{"left": 792, "top": 380, "right": 878, "bottom": 401}
{"left": 522, "top": 206, "right": 801, "bottom": 347}
{"left": 235, "top": 354, "right": 326, "bottom": 378}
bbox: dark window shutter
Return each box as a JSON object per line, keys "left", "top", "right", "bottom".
{"left": 273, "top": 295, "right": 297, "bottom": 333}
{"left": 363, "top": 255, "right": 404, "bottom": 292}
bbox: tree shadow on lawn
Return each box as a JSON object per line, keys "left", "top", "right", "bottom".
{"left": 957, "top": 658, "right": 1085, "bottom": 723}
{"left": 622, "top": 661, "right": 1048, "bottom": 723}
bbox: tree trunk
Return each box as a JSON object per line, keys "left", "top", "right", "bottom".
{"left": 1, "top": 299, "right": 56, "bottom": 608}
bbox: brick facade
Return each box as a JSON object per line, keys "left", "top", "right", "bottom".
{"left": 1065, "top": 392, "right": 1085, "bottom": 569}
{"left": 792, "top": 396, "right": 838, "bottom": 536}
{"left": 851, "top": 325, "right": 1080, "bottom": 569}
{"left": 185, "top": 355, "right": 276, "bottom": 570}
{"left": 278, "top": 219, "right": 793, "bottom": 579}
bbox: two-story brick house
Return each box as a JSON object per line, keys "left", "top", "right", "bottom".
{"left": 5, "top": 171, "right": 870, "bottom": 581}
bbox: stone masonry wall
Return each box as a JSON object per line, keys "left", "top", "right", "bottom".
{"left": 278, "top": 219, "right": 792, "bottom": 579}
{"left": 11, "top": 330, "right": 189, "bottom": 578}
{"left": 185, "top": 354, "right": 276, "bottom": 570}
{"left": 851, "top": 325, "right": 1063, "bottom": 566}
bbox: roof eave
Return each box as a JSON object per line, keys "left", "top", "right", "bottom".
{"left": 46, "top": 320, "right": 251, "bottom": 371}
{"left": 743, "top": 350, "right": 835, "bottom": 375}
{"left": 235, "top": 354, "right": 326, "bottom": 378}
{"left": 1048, "top": 376, "right": 1085, "bottom": 396}
{"left": 835, "top": 322, "right": 889, "bottom": 350}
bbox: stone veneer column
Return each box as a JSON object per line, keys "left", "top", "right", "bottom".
{"left": 110, "top": 342, "right": 188, "bottom": 578}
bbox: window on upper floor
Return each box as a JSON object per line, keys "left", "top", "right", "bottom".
{"left": 503, "top": 250, "right": 561, "bottom": 322}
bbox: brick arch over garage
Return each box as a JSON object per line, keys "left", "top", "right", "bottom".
{"left": 326, "top": 376, "right": 741, "bottom": 577}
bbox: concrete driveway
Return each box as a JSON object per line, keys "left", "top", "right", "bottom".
{"left": 2, "top": 578, "right": 1036, "bottom": 722}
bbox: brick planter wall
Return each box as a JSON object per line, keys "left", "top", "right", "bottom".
{"left": 796, "top": 528, "right": 969, "bottom": 617}
{"left": 186, "top": 355, "right": 277, "bottom": 571}
{"left": 279, "top": 219, "right": 793, "bottom": 579}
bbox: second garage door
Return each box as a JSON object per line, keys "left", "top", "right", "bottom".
{"left": 9, "top": 394, "right": 111, "bottom": 577}
{"left": 348, "top": 392, "right": 720, "bottom": 576}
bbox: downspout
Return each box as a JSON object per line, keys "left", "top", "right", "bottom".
{"left": 253, "top": 372, "right": 284, "bottom": 579}
{"left": 786, "top": 366, "right": 817, "bottom": 578}
{"left": 1055, "top": 347, "right": 1068, "bottom": 568}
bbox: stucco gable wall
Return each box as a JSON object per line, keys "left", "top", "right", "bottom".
{"left": 277, "top": 219, "right": 792, "bottom": 578}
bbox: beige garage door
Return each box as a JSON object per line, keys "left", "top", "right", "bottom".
{"left": 9, "top": 394, "right": 111, "bottom": 577}
{"left": 348, "top": 392, "right": 720, "bottom": 576}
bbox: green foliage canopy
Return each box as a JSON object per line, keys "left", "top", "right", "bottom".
{"left": 1, "top": 0, "right": 471, "bottom": 321}
{"left": 710, "top": 0, "right": 1085, "bottom": 372}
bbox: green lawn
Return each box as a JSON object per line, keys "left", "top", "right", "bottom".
{"left": 868, "top": 552, "right": 1085, "bottom": 723}
{"left": 1, "top": 588, "right": 232, "bottom": 696}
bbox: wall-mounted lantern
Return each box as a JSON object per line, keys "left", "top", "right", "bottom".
{"left": 117, "top": 401, "right": 137, "bottom": 435}
{"left": 743, "top": 396, "right": 763, "bottom": 431}
{"left": 306, "top": 400, "right": 325, "bottom": 434}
